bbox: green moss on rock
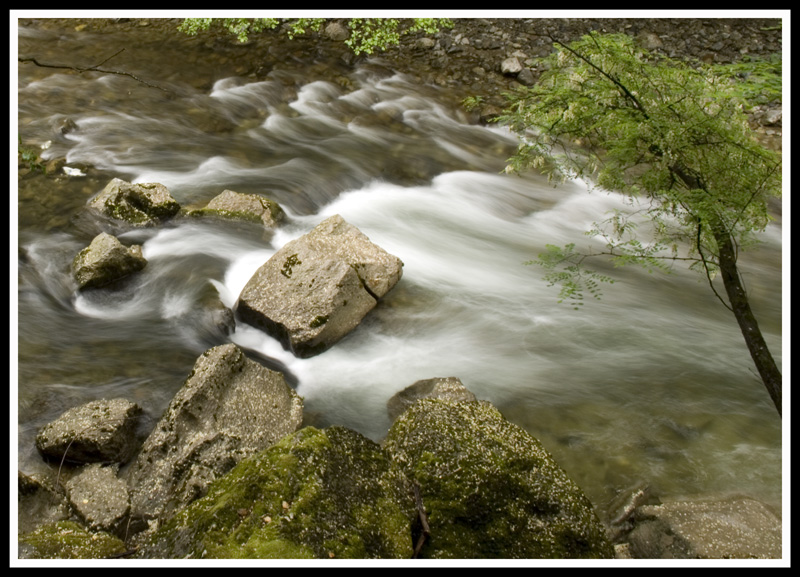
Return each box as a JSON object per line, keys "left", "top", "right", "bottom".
{"left": 136, "top": 426, "right": 415, "bottom": 559}
{"left": 383, "top": 399, "right": 614, "bottom": 559}
{"left": 18, "top": 521, "right": 127, "bottom": 559}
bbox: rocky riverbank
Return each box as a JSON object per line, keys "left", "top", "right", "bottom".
{"left": 22, "top": 17, "right": 782, "bottom": 137}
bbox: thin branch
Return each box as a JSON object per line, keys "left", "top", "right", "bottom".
{"left": 550, "top": 35, "right": 650, "bottom": 120}
{"left": 19, "top": 51, "right": 175, "bottom": 94}
{"left": 696, "top": 221, "right": 733, "bottom": 311}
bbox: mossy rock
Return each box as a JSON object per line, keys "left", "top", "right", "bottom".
{"left": 135, "top": 426, "right": 416, "bottom": 559}
{"left": 187, "top": 189, "right": 286, "bottom": 228}
{"left": 18, "top": 521, "right": 127, "bottom": 559}
{"left": 87, "top": 178, "right": 180, "bottom": 227}
{"left": 383, "top": 399, "right": 615, "bottom": 559}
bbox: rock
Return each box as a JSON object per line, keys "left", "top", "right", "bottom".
{"left": 383, "top": 399, "right": 614, "bottom": 559}
{"left": 387, "top": 376, "right": 478, "bottom": 422}
{"left": 71, "top": 232, "right": 147, "bottom": 290}
{"left": 87, "top": 178, "right": 180, "bottom": 227}
{"left": 190, "top": 189, "right": 286, "bottom": 228}
{"left": 516, "top": 67, "right": 536, "bottom": 86}
{"left": 325, "top": 21, "right": 349, "bottom": 42}
{"left": 126, "top": 344, "right": 304, "bottom": 527}
{"left": 626, "top": 496, "right": 782, "bottom": 559}
{"left": 235, "top": 214, "right": 403, "bottom": 358}
{"left": 35, "top": 398, "right": 144, "bottom": 465}
{"left": 135, "top": 426, "right": 415, "bottom": 559}
{"left": 64, "top": 463, "right": 130, "bottom": 538}
{"left": 18, "top": 520, "right": 127, "bottom": 560}
{"left": 636, "top": 31, "right": 663, "bottom": 51}
{"left": 18, "top": 471, "right": 70, "bottom": 535}
{"left": 763, "top": 107, "right": 782, "bottom": 126}
{"left": 500, "top": 56, "right": 523, "bottom": 76}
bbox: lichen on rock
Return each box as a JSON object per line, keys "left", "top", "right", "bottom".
{"left": 71, "top": 232, "right": 147, "bottom": 290}
{"left": 189, "top": 189, "right": 287, "bottom": 228}
{"left": 235, "top": 214, "right": 403, "bottom": 358}
{"left": 87, "top": 178, "right": 180, "bottom": 227}
{"left": 383, "top": 399, "right": 614, "bottom": 559}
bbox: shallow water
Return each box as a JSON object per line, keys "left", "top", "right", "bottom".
{"left": 15, "top": 20, "right": 783, "bottom": 521}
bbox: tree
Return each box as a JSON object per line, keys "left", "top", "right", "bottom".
{"left": 498, "top": 32, "right": 782, "bottom": 415}
{"left": 178, "top": 17, "right": 453, "bottom": 55}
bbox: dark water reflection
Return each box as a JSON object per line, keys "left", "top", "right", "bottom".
{"left": 16, "top": 19, "right": 783, "bottom": 521}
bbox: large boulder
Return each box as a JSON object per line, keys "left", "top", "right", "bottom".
{"left": 87, "top": 178, "right": 180, "bottom": 227}
{"left": 235, "top": 214, "right": 403, "bottom": 358}
{"left": 383, "top": 399, "right": 614, "bottom": 559}
{"left": 126, "top": 344, "right": 304, "bottom": 528}
{"left": 189, "top": 189, "right": 286, "bottom": 228}
{"left": 35, "top": 398, "right": 144, "bottom": 465}
{"left": 71, "top": 232, "right": 147, "bottom": 290}
{"left": 135, "top": 426, "right": 416, "bottom": 559}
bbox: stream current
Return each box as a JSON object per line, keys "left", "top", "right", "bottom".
{"left": 15, "top": 20, "right": 783, "bottom": 522}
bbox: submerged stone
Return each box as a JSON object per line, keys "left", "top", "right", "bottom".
{"left": 190, "top": 189, "right": 287, "bottom": 228}
{"left": 386, "top": 376, "right": 478, "bottom": 422}
{"left": 135, "top": 426, "right": 416, "bottom": 559}
{"left": 383, "top": 399, "right": 614, "bottom": 559}
{"left": 626, "top": 496, "right": 782, "bottom": 559}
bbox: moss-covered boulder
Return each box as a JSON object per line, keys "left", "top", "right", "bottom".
{"left": 383, "top": 399, "right": 614, "bottom": 559}
{"left": 18, "top": 521, "right": 127, "bottom": 560}
{"left": 87, "top": 178, "right": 180, "bottom": 227}
{"left": 189, "top": 189, "right": 286, "bottom": 228}
{"left": 71, "top": 232, "right": 147, "bottom": 290}
{"left": 135, "top": 426, "right": 416, "bottom": 559}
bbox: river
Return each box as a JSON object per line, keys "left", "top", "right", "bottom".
{"left": 15, "top": 19, "right": 783, "bottom": 523}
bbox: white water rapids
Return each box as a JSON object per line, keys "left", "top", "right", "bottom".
{"left": 15, "top": 22, "right": 783, "bottom": 520}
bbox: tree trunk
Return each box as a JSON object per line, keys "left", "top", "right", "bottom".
{"left": 714, "top": 229, "right": 782, "bottom": 416}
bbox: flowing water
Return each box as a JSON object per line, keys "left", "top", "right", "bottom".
{"left": 15, "top": 21, "right": 784, "bottom": 522}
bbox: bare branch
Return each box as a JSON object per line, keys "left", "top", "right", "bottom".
{"left": 19, "top": 51, "right": 175, "bottom": 94}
